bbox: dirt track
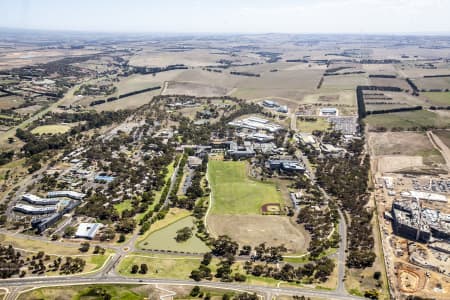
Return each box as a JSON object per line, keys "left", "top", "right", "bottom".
{"left": 427, "top": 131, "right": 450, "bottom": 171}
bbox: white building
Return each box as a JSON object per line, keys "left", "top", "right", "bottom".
{"left": 75, "top": 223, "right": 103, "bottom": 239}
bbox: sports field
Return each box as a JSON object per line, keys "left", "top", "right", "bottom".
{"left": 208, "top": 161, "right": 283, "bottom": 215}
{"left": 30, "top": 124, "right": 72, "bottom": 134}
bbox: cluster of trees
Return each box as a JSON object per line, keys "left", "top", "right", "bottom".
{"left": 89, "top": 86, "right": 161, "bottom": 106}
{"left": 316, "top": 139, "right": 375, "bottom": 268}
{"left": 230, "top": 71, "right": 260, "bottom": 77}
{"left": 366, "top": 105, "right": 423, "bottom": 115}
{"left": 293, "top": 173, "right": 339, "bottom": 259}
{"left": 0, "top": 150, "right": 14, "bottom": 166}
{"left": 0, "top": 244, "right": 87, "bottom": 278}
{"left": 406, "top": 78, "right": 419, "bottom": 95}
{"left": 244, "top": 256, "right": 334, "bottom": 283}
{"left": 356, "top": 85, "right": 405, "bottom": 118}
{"left": 130, "top": 263, "right": 148, "bottom": 274}
{"left": 129, "top": 64, "right": 188, "bottom": 76}
{"left": 368, "top": 74, "right": 396, "bottom": 78}
{"left": 0, "top": 244, "right": 23, "bottom": 278}
{"left": 175, "top": 226, "right": 193, "bottom": 242}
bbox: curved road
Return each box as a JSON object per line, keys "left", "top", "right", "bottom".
{"left": 1, "top": 275, "right": 363, "bottom": 300}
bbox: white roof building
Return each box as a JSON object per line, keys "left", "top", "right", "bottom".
{"left": 75, "top": 223, "right": 103, "bottom": 239}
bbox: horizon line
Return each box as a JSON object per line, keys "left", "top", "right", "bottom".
{"left": 1, "top": 26, "right": 450, "bottom": 37}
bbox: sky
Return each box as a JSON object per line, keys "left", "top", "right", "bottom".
{"left": 1, "top": 0, "right": 450, "bottom": 34}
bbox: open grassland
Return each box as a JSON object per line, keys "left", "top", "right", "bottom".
{"left": 92, "top": 89, "right": 160, "bottom": 111}
{"left": 0, "top": 233, "right": 84, "bottom": 255}
{"left": 433, "top": 130, "right": 450, "bottom": 148}
{"left": 302, "top": 91, "right": 356, "bottom": 106}
{"left": 368, "top": 77, "right": 411, "bottom": 90}
{"left": 297, "top": 118, "right": 331, "bottom": 133}
{"left": 321, "top": 75, "right": 369, "bottom": 90}
{"left": 118, "top": 253, "right": 216, "bottom": 280}
{"left": 423, "top": 92, "right": 450, "bottom": 106}
{"left": 163, "top": 81, "right": 230, "bottom": 97}
{"left": 364, "top": 110, "right": 450, "bottom": 131}
{"left": 18, "top": 284, "right": 148, "bottom": 300}
{"left": 137, "top": 208, "right": 191, "bottom": 243}
{"left": 30, "top": 124, "right": 72, "bottom": 134}
{"left": 414, "top": 77, "right": 450, "bottom": 90}
{"left": 138, "top": 216, "right": 210, "bottom": 253}
{"left": 208, "top": 214, "right": 308, "bottom": 253}
{"left": 369, "top": 132, "right": 445, "bottom": 167}
{"left": 114, "top": 199, "right": 133, "bottom": 215}
{"left": 0, "top": 96, "right": 25, "bottom": 109}
{"left": 208, "top": 161, "right": 283, "bottom": 215}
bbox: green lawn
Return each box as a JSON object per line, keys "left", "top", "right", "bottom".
{"left": 19, "top": 285, "right": 146, "bottom": 300}
{"left": 297, "top": 117, "right": 331, "bottom": 133}
{"left": 118, "top": 253, "right": 216, "bottom": 280}
{"left": 424, "top": 92, "right": 450, "bottom": 106}
{"left": 137, "top": 216, "right": 210, "bottom": 253}
{"left": 208, "top": 161, "right": 283, "bottom": 215}
{"left": 114, "top": 199, "right": 133, "bottom": 215}
{"left": 364, "top": 110, "right": 450, "bottom": 130}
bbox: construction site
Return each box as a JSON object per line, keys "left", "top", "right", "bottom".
{"left": 374, "top": 173, "right": 450, "bottom": 299}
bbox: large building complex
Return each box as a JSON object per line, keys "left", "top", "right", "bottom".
{"left": 391, "top": 198, "right": 450, "bottom": 243}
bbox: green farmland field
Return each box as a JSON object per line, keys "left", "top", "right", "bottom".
{"left": 208, "top": 160, "right": 283, "bottom": 215}
{"left": 423, "top": 92, "right": 450, "bottom": 106}
{"left": 364, "top": 110, "right": 450, "bottom": 130}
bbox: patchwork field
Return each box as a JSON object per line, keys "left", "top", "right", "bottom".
{"left": 138, "top": 216, "right": 209, "bottom": 253}
{"left": 423, "top": 92, "right": 450, "bottom": 106}
{"left": 302, "top": 91, "right": 356, "bottom": 106}
{"left": 369, "top": 132, "right": 445, "bottom": 167}
{"left": 368, "top": 77, "right": 411, "bottom": 90}
{"left": 321, "top": 74, "right": 369, "bottom": 90}
{"left": 163, "top": 81, "right": 230, "bottom": 97}
{"left": 413, "top": 77, "right": 450, "bottom": 90}
{"left": 364, "top": 110, "right": 450, "bottom": 131}
{"left": 433, "top": 130, "right": 450, "bottom": 148}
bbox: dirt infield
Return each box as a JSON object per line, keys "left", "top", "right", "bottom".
{"left": 207, "top": 214, "right": 308, "bottom": 253}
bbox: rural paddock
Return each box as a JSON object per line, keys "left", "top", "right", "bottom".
{"left": 207, "top": 214, "right": 309, "bottom": 254}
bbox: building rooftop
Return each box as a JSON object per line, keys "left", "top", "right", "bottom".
{"left": 75, "top": 223, "right": 103, "bottom": 239}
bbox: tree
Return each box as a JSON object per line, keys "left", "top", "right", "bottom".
{"left": 63, "top": 226, "right": 76, "bottom": 238}
{"left": 175, "top": 226, "right": 193, "bottom": 242}
{"left": 364, "top": 289, "right": 379, "bottom": 300}
{"left": 212, "top": 235, "right": 238, "bottom": 257}
{"left": 140, "top": 263, "right": 148, "bottom": 274}
{"left": 79, "top": 242, "right": 90, "bottom": 253}
{"left": 190, "top": 286, "right": 201, "bottom": 297}
{"left": 131, "top": 264, "right": 139, "bottom": 274}
{"left": 118, "top": 233, "right": 126, "bottom": 243}
{"left": 373, "top": 271, "right": 381, "bottom": 280}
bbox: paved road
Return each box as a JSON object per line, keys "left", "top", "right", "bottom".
{"left": 1, "top": 275, "right": 364, "bottom": 300}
